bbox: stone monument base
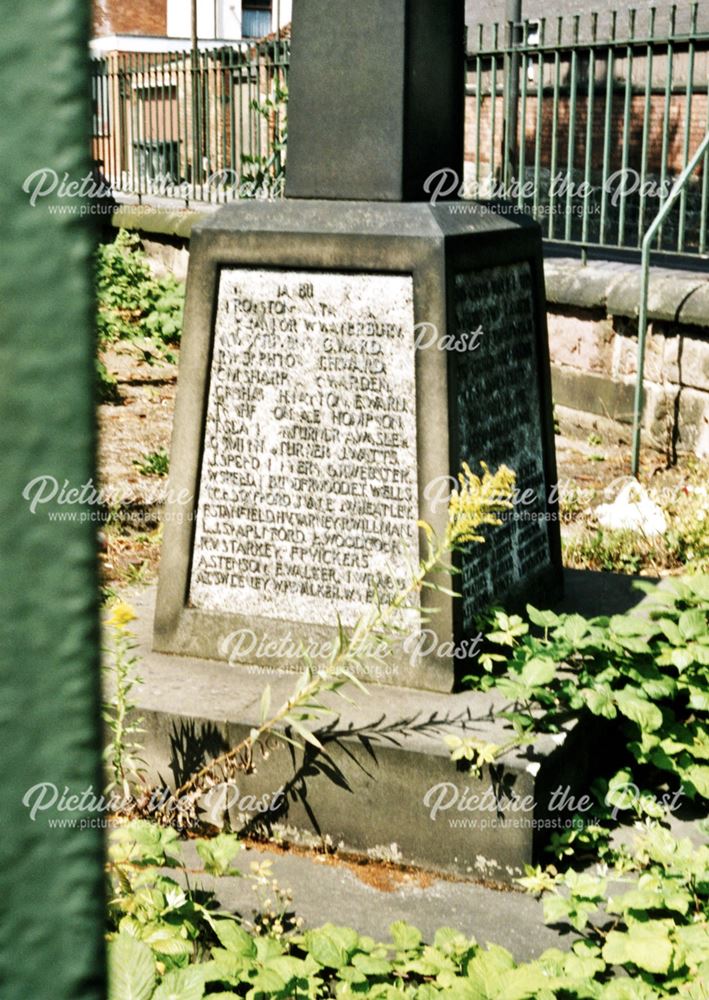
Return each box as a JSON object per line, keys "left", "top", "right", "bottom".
{"left": 154, "top": 198, "right": 562, "bottom": 693}
{"left": 125, "top": 586, "right": 590, "bottom": 884}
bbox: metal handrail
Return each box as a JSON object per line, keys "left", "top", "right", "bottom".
{"left": 630, "top": 130, "right": 709, "bottom": 476}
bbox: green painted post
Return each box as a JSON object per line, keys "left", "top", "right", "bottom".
{"left": 0, "top": 1, "right": 106, "bottom": 998}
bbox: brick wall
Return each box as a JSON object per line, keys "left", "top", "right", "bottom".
{"left": 92, "top": 0, "right": 167, "bottom": 37}
{"left": 466, "top": 92, "right": 709, "bottom": 177}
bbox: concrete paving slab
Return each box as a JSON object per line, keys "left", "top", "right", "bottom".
{"left": 174, "top": 841, "right": 571, "bottom": 963}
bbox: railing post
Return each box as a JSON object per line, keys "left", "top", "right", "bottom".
{"left": 503, "top": 0, "right": 522, "bottom": 191}
{"left": 631, "top": 130, "right": 709, "bottom": 476}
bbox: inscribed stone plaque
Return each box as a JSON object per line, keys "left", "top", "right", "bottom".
{"left": 454, "top": 263, "right": 552, "bottom": 631}
{"left": 189, "top": 269, "right": 420, "bottom": 628}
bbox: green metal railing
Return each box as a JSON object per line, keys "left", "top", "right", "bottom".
{"left": 631, "top": 129, "right": 709, "bottom": 475}
{"left": 468, "top": 3, "right": 709, "bottom": 259}
{"left": 90, "top": 6, "right": 709, "bottom": 260}
{"left": 90, "top": 40, "right": 288, "bottom": 205}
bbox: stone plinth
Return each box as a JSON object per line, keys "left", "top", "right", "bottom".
{"left": 153, "top": 199, "right": 562, "bottom": 691}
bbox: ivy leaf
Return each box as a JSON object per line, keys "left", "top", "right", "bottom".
{"left": 614, "top": 689, "right": 663, "bottom": 732}
{"left": 108, "top": 934, "right": 156, "bottom": 1000}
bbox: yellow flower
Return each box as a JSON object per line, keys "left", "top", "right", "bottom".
{"left": 446, "top": 461, "right": 516, "bottom": 547}
{"left": 105, "top": 601, "right": 137, "bottom": 630}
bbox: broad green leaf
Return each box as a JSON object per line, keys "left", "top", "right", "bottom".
{"left": 521, "top": 657, "right": 557, "bottom": 687}
{"left": 304, "top": 928, "right": 349, "bottom": 969}
{"left": 433, "top": 926, "right": 471, "bottom": 953}
{"left": 688, "top": 686, "right": 709, "bottom": 712}
{"left": 254, "top": 935, "right": 284, "bottom": 963}
{"left": 337, "top": 965, "right": 368, "bottom": 984}
{"left": 526, "top": 606, "right": 561, "bottom": 628}
{"left": 352, "top": 953, "right": 394, "bottom": 976}
{"left": 679, "top": 609, "right": 707, "bottom": 641}
{"left": 463, "top": 945, "right": 516, "bottom": 999}
{"left": 141, "top": 925, "right": 193, "bottom": 958}
{"left": 686, "top": 575, "right": 709, "bottom": 602}
{"left": 604, "top": 769, "right": 636, "bottom": 811}
{"left": 390, "top": 921, "right": 423, "bottom": 951}
{"left": 602, "top": 920, "right": 674, "bottom": 975}
{"left": 108, "top": 934, "right": 156, "bottom": 1000}
{"left": 599, "top": 979, "right": 660, "bottom": 999}
{"left": 683, "top": 764, "right": 709, "bottom": 799}
{"left": 213, "top": 919, "right": 257, "bottom": 959}
{"left": 614, "top": 689, "right": 663, "bottom": 732}
{"left": 609, "top": 615, "right": 656, "bottom": 638}
{"left": 562, "top": 615, "right": 589, "bottom": 644}
{"left": 249, "top": 968, "right": 286, "bottom": 993}
{"left": 674, "top": 923, "right": 709, "bottom": 968}
{"left": 110, "top": 820, "right": 182, "bottom": 866}
{"left": 657, "top": 618, "right": 684, "bottom": 645}
{"left": 584, "top": 685, "right": 617, "bottom": 719}
{"left": 671, "top": 647, "right": 695, "bottom": 671}
{"left": 195, "top": 833, "right": 241, "bottom": 876}
{"left": 152, "top": 968, "right": 205, "bottom": 1000}
{"left": 265, "top": 955, "right": 309, "bottom": 982}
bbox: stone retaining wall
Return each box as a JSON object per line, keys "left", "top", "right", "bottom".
{"left": 545, "top": 258, "right": 709, "bottom": 459}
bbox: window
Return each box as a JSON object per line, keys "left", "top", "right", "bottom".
{"left": 242, "top": 0, "right": 272, "bottom": 38}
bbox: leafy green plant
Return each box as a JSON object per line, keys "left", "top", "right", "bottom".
{"left": 134, "top": 448, "right": 170, "bottom": 478}
{"left": 468, "top": 576, "right": 709, "bottom": 816}
{"left": 106, "top": 818, "right": 708, "bottom": 998}
{"left": 96, "top": 229, "right": 184, "bottom": 358}
{"left": 240, "top": 77, "right": 287, "bottom": 198}
{"left": 103, "top": 602, "right": 147, "bottom": 799}
{"left": 564, "top": 528, "right": 645, "bottom": 574}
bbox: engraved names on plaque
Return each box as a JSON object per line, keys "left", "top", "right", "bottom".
{"left": 454, "top": 263, "right": 552, "bottom": 632}
{"left": 189, "top": 269, "right": 420, "bottom": 627}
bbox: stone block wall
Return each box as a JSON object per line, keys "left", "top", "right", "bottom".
{"left": 545, "top": 258, "right": 709, "bottom": 458}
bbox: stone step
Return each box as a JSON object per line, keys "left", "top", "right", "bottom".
{"left": 112, "top": 569, "right": 655, "bottom": 883}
